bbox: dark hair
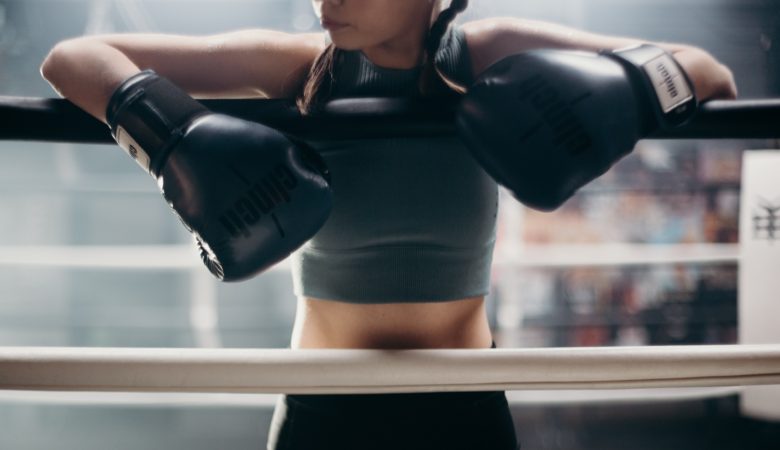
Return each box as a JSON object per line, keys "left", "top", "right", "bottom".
{"left": 296, "top": 0, "right": 469, "bottom": 115}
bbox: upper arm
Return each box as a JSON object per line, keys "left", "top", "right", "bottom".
{"left": 79, "top": 29, "right": 326, "bottom": 99}
{"left": 462, "top": 17, "right": 693, "bottom": 77}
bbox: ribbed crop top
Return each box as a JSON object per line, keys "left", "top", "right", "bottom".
{"left": 291, "top": 26, "right": 498, "bottom": 303}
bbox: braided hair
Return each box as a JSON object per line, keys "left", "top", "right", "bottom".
{"left": 296, "top": 0, "right": 470, "bottom": 115}
{"left": 419, "top": 0, "right": 469, "bottom": 96}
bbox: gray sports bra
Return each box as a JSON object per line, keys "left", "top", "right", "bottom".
{"left": 291, "top": 26, "right": 498, "bottom": 303}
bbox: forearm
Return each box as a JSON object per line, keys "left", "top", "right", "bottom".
{"left": 40, "top": 38, "right": 140, "bottom": 122}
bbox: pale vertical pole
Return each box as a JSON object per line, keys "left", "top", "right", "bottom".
{"left": 739, "top": 150, "right": 780, "bottom": 421}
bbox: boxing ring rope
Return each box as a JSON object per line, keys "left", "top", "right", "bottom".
{"left": 0, "top": 243, "right": 741, "bottom": 269}
{"left": 1, "top": 345, "right": 779, "bottom": 394}
{"left": 1, "top": 96, "right": 780, "bottom": 142}
{"left": 0, "top": 96, "right": 778, "bottom": 400}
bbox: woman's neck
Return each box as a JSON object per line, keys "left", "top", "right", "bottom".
{"left": 361, "top": 43, "right": 424, "bottom": 70}
{"left": 360, "top": 17, "right": 430, "bottom": 69}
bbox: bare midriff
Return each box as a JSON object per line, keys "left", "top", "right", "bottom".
{"left": 291, "top": 296, "right": 494, "bottom": 350}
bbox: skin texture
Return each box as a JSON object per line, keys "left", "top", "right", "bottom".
{"left": 41, "top": 0, "right": 739, "bottom": 350}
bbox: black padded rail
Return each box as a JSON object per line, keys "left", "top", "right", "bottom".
{"left": 0, "top": 96, "right": 778, "bottom": 143}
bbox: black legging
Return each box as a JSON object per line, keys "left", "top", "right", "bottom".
{"left": 266, "top": 343, "right": 519, "bottom": 450}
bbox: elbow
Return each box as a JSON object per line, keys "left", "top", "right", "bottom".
{"left": 40, "top": 40, "right": 75, "bottom": 87}
{"left": 691, "top": 49, "right": 738, "bottom": 100}
{"left": 714, "top": 63, "right": 738, "bottom": 100}
{"left": 669, "top": 46, "right": 738, "bottom": 101}
{"left": 39, "top": 47, "right": 66, "bottom": 97}
{"left": 40, "top": 38, "right": 89, "bottom": 89}
{"left": 39, "top": 46, "right": 60, "bottom": 84}
{"left": 696, "top": 57, "right": 739, "bottom": 101}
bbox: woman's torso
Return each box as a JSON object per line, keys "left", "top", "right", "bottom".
{"left": 289, "top": 28, "right": 493, "bottom": 350}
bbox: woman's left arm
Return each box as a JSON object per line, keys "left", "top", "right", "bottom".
{"left": 463, "top": 17, "right": 738, "bottom": 101}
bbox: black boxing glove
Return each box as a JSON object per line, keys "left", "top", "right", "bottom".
{"left": 106, "top": 70, "right": 332, "bottom": 281}
{"left": 456, "top": 44, "right": 697, "bottom": 211}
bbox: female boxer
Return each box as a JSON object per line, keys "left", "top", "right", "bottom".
{"left": 40, "top": 1, "right": 738, "bottom": 449}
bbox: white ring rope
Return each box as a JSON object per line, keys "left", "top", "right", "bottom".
{"left": 1, "top": 344, "right": 779, "bottom": 394}
{"left": 0, "top": 387, "right": 743, "bottom": 408}
{"left": 0, "top": 243, "right": 740, "bottom": 270}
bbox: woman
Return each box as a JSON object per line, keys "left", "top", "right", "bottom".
{"left": 40, "top": 1, "right": 738, "bottom": 449}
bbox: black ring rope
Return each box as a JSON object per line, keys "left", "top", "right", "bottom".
{"left": 0, "top": 96, "right": 778, "bottom": 143}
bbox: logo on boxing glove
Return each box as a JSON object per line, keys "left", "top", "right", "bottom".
{"left": 218, "top": 164, "right": 300, "bottom": 239}
{"left": 515, "top": 74, "right": 594, "bottom": 156}
{"left": 644, "top": 54, "right": 695, "bottom": 115}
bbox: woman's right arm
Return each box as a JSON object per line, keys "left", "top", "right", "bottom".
{"left": 40, "top": 30, "right": 325, "bottom": 122}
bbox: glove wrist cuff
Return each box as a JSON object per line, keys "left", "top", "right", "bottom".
{"left": 602, "top": 44, "right": 698, "bottom": 133}
{"left": 106, "top": 70, "right": 209, "bottom": 177}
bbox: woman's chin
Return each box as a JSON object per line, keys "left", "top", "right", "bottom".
{"left": 324, "top": 29, "right": 364, "bottom": 50}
